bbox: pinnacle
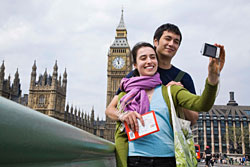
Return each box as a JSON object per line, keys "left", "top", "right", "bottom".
{"left": 116, "top": 8, "right": 126, "bottom": 30}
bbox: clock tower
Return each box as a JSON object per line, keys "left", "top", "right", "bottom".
{"left": 105, "top": 9, "right": 132, "bottom": 141}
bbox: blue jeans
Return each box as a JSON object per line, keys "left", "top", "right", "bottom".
{"left": 128, "top": 156, "right": 176, "bottom": 167}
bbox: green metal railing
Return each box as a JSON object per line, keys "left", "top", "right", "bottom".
{"left": 0, "top": 96, "right": 116, "bottom": 167}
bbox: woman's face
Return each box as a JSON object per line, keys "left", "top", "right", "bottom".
{"left": 134, "top": 46, "right": 158, "bottom": 76}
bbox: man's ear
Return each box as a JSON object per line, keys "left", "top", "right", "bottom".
{"left": 153, "top": 39, "right": 159, "bottom": 47}
{"left": 133, "top": 63, "right": 137, "bottom": 69}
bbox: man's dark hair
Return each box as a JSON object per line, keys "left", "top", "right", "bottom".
{"left": 153, "top": 23, "right": 182, "bottom": 45}
{"left": 131, "top": 42, "right": 156, "bottom": 76}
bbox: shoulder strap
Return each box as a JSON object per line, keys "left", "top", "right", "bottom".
{"left": 162, "top": 85, "right": 185, "bottom": 126}
{"left": 174, "top": 70, "right": 185, "bottom": 82}
{"left": 162, "top": 85, "right": 173, "bottom": 126}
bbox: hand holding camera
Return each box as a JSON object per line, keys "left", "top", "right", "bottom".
{"left": 201, "top": 43, "right": 225, "bottom": 85}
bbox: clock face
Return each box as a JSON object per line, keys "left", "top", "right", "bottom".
{"left": 112, "top": 56, "right": 125, "bottom": 69}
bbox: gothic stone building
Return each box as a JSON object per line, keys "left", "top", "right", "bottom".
{"left": 0, "top": 61, "right": 28, "bottom": 106}
{"left": 27, "top": 61, "right": 105, "bottom": 137}
{"left": 0, "top": 60, "right": 105, "bottom": 138}
{"left": 64, "top": 105, "right": 106, "bottom": 138}
{"left": 28, "top": 61, "right": 67, "bottom": 121}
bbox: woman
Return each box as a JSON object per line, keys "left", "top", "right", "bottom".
{"left": 106, "top": 42, "right": 225, "bottom": 167}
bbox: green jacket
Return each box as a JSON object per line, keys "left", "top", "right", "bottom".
{"left": 115, "top": 79, "right": 218, "bottom": 167}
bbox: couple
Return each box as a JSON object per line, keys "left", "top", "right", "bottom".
{"left": 105, "top": 23, "right": 225, "bottom": 167}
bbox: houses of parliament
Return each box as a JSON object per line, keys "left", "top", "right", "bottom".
{"left": 0, "top": 10, "right": 131, "bottom": 142}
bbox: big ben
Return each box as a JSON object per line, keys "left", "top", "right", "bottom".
{"left": 105, "top": 9, "right": 132, "bottom": 141}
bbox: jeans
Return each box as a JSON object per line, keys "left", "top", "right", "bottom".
{"left": 128, "top": 156, "right": 176, "bottom": 167}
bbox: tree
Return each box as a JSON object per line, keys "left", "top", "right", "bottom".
{"left": 226, "top": 126, "right": 249, "bottom": 154}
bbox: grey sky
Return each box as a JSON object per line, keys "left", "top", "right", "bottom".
{"left": 1, "top": 0, "right": 250, "bottom": 119}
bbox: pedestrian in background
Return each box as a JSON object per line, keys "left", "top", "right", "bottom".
{"left": 205, "top": 146, "right": 211, "bottom": 167}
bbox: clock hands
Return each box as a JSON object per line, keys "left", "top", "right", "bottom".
{"left": 117, "top": 58, "right": 120, "bottom": 65}
{"left": 113, "top": 57, "right": 124, "bottom": 69}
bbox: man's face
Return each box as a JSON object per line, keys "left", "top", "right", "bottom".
{"left": 154, "top": 31, "right": 181, "bottom": 59}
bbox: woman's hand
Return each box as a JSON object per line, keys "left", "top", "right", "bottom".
{"left": 208, "top": 44, "right": 225, "bottom": 85}
{"left": 119, "top": 111, "right": 144, "bottom": 132}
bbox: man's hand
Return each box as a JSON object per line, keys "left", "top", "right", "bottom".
{"left": 166, "top": 81, "right": 184, "bottom": 87}
{"left": 208, "top": 44, "right": 225, "bottom": 85}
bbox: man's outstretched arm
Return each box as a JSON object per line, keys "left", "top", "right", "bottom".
{"left": 166, "top": 81, "right": 198, "bottom": 125}
{"left": 105, "top": 95, "right": 119, "bottom": 121}
{"left": 183, "top": 109, "right": 198, "bottom": 126}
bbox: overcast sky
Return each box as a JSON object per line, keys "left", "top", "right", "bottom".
{"left": 1, "top": 0, "right": 250, "bottom": 120}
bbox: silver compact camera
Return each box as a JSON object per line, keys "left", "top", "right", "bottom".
{"left": 201, "top": 43, "right": 220, "bottom": 58}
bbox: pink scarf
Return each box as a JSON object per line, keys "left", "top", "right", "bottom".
{"left": 119, "top": 73, "right": 162, "bottom": 115}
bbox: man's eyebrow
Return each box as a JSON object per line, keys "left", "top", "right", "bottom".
{"left": 164, "top": 35, "right": 172, "bottom": 38}
{"left": 164, "top": 35, "right": 180, "bottom": 41}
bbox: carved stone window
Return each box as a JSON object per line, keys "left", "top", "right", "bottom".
{"left": 39, "top": 95, "right": 45, "bottom": 105}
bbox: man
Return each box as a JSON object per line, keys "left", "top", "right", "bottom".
{"left": 106, "top": 23, "right": 198, "bottom": 131}
{"left": 205, "top": 146, "right": 211, "bottom": 167}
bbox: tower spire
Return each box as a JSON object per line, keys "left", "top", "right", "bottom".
{"left": 58, "top": 75, "right": 61, "bottom": 86}
{"left": 63, "top": 68, "right": 67, "bottom": 80}
{"left": 42, "top": 68, "right": 47, "bottom": 86}
{"left": 30, "top": 60, "right": 37, "bottom": 87}
{"left": 7, "top": 74, "right": 11, "bottom": 90}
{"left": 14, "top": 68, "right": 20, "bottom": 84}
{"left": 32, "top": 60, "right": 37, "bottom": 71}
{"left": 53, "top": 60, "right": 58, "bottom": 76}
{"left": 0, "top": 61, "right": 5, "bottom": 72}
{"left": 52, "top": 60, "right": 58, "bottom": 88}
{"left": 117, "top": 8, "right": 126, "bottom": 30}
{"left": 0, "top": 61, "right": 5, "bottom": 80}
{"left": 12, "top": 68, "right": 20, "bottom": 95}
{"left": 62, "top": 68, "right": 67, "bottom": 90}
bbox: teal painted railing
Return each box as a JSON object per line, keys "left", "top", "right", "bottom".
{"left": 0, "top": 96, "right": 116, "bottom": 167}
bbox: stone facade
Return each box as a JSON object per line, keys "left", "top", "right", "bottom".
{"left": 64, "top": 105, "right": 105, "bottom": 138}
{"left": 28, "top": 61, "right": 67, "bottom": 121}
{"left": 0, "top": 61, "right": 27, "bottom": 106}
{"left": 193, "top": 92, "right": 250, "bottom": 156}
